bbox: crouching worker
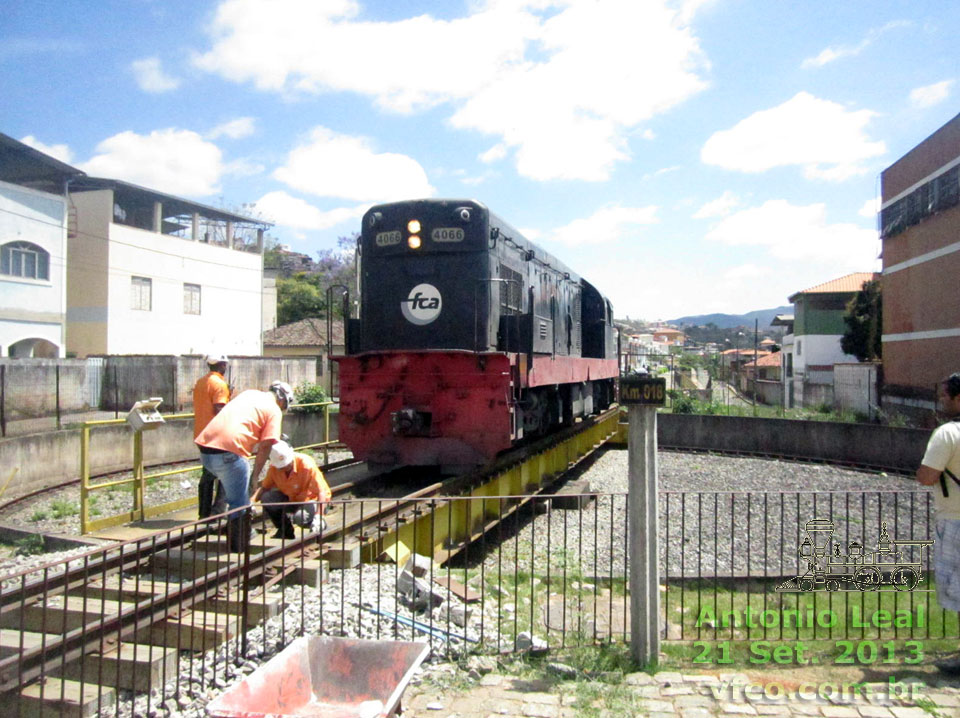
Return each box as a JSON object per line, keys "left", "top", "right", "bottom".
{"left": 253, "top": 441, "right": 331, "bottom": 539}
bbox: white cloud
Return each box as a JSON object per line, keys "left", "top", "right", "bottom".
{"left": 479, "top": 143, "right": 507, "bottom": 164}
{"left": 704, "top": 199, "right": 879, "bottom": 269}
{"left": 272, "top": 126, "right": 434, "bottom": 202}
{"left": 19, "top": 135, "right": 74, "bottom": 164}
{"left": 195, "top": 0, "right": 709, "bottom": 182}
{"left": 643, "top": 165, "right": 682, "bottom": 181}
{"left": 131, "top": 57, "right": 180, "bottom": 93}
{"left": 801, "top": 21, "right": 910, "bottom": 69}
{"left": 693, "top": 191, "right": 740, "bottom": 219}
{"left": 547, "top": 204, "right": 659, "bottom": 246}
{"left": 208, "top": 117, "right": 256, "bottom": 139}
{"left": 859, "top": 199, "right": 878, "bottom": 219}
{"left": 255, "top": 190, "right": 365, "bottom": 230}
{"left": 909, "top": 80, "right": 954, "bottom": 109}
{"left": 80, "top": 129, "right": 223, "bottom": 196}
{"left": 701, "top": 92, "right": 886, "bottom": 181}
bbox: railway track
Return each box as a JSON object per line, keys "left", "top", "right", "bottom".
{"left": 0, "top": 407, "right": 619, "bottom": 716}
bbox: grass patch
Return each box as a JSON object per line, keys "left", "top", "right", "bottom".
{"left": 49, "top": 499, "right": 79, "bottom": 519}
{"left": 14, "top": 534, "right": 45, "bottom": 556}
{"left": 29, "top": 508, "right": 49, "bottom": 522}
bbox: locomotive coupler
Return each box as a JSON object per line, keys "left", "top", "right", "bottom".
{"left": 391, "top": 408, "right": 432, "bottom": 436}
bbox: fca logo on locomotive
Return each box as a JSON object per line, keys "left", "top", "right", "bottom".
{"left": 401, "top": 283, "right": 443, "bottom": 325}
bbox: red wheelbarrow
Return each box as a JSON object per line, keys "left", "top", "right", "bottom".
{"left": 207, "top": 636, "right": 430, "bottom": 718}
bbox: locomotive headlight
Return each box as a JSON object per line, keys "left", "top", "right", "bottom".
{"left": 408, "top": 235, "right": 422, "bottom": 249}
{"left": 407, "top": 219, "right": 421, "bottom": 234}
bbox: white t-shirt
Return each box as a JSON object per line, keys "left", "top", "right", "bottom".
{"left": 922, "top": 421, "right": 960, "bottom": 520}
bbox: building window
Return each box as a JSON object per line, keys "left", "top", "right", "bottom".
{"left": 796, "top": 340, "right": 802, "bottom": 357}
{"left": 131, "top": 276, "right": 152, "bottom": 311}
{"left": 183, "top": 283, "right": 201, "bottom": 315}
{"left": 1, "top": 241, "right": 50, "bottom": 280}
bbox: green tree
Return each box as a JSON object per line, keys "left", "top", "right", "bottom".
{"left": 311, "top": 234, "right": 358, "bottom": 318}
{"left": 276, "top": 274, "right": 325, "bottom": 325}
{"left": 841, "top": 279, "right": 882, "bottom": 362}
{"left": 272, "top": 234, "right": 359, "bottom": 325}
{"left": 263, "top": 235, "right": 283, "bottom": 269}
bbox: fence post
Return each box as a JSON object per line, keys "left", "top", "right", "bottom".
{"left": 621, "top": 375, "right": 665, "bottom": 667}
{"left": 114, "top": 365, "right": 119, "bottom": 419}
{"left": 324, "top": 403, "right": 330, "bottom": 465}
{"left": 55, "top": 365, "right": 61, "bottom": 430}
{"left": 133, "top": 429, "right": 145, "bottom": 520}
{"left": 0, "top": 364, "right": 5, "bottom": 437}
{"left": 80, "top": 424, "right": 90, "bottom": 534}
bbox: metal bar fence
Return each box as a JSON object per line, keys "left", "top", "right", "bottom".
{"left": 0, "top": 490, "right": 952, "bottom": 715}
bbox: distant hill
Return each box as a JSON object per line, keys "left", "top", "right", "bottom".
{"left": 668, "top": 306, "right": 793, "bottom": 329}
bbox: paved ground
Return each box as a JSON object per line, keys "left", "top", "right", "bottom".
{"left": 403, "top": 667, "right": 960, "bottom": 718}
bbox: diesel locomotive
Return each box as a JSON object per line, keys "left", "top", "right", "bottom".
{"left": 334, "top": 199, "right": 619, "bottom": 471}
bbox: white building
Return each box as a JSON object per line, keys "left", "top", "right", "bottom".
{"left": 780, "top": 273, "right": 877, "bottom": 408}
{"left": 66, "top": 179, "right": 270, "bottom": 357}
{"left": 0, "top": 134, "right": 84, "bottom": 357}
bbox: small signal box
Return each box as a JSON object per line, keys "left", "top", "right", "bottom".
{"left": 619, "top": 376, "right": 666, "bottom": 406}
{"left": 126, "top": 397, "right": 165, "bottom": 431}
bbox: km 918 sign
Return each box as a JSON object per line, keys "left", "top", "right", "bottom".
{"left": 620, "top": 376, "right": 666, "bottom": 406}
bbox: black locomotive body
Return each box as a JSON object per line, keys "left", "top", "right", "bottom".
{"left": 335, "top": 199, "right": 619, "bottom": 470}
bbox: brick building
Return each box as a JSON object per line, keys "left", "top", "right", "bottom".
{"left": 880, "top": 112, "right": 960, "bottom": 420}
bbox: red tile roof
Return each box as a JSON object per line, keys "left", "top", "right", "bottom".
{"left": 791, "top": 272, "right": 879, "bottom": 297}
{"left": 744, "top": 351, "right": 781, "bottom": 368}
{"left": 263, "top": 317, "right": 345, "bottom": 347}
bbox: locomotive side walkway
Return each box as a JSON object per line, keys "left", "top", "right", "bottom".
{"left": 403, "top": 667, "right": 960, "bottom": 718}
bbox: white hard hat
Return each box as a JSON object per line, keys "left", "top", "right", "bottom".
{"left": 270, "top": 380, "right": 294, "bottom": 407}
{"left": 205, "top": 352, "right": 228, "bottom": 365}
{"left": 269, "top": 440, "right": 294, "bottom": 468}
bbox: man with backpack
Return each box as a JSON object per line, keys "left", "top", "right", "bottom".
{"left": 916, "top": 373, "right": 960, "bottom": 673}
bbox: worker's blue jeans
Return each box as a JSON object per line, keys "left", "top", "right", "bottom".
{"left": 199, "top": 451, "right": 250, "bottom": 515}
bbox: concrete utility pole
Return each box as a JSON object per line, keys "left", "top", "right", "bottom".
{"left": 620, "top": 374, "right": 666, "bottom": 666}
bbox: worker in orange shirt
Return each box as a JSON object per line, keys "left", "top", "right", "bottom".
{"left": 196, "top": 381, "right": 294, "bottom": 550}
{"left": 193, "top": 353, "right": 231, "bottom": 519}
{"left": 252, "top": 441, "right": 331, "bottom": 539}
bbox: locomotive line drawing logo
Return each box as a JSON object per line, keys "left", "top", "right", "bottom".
{"left": 401, "top": 283, "right": 442, "bottom": 325}
{"left": 777, "top": 519, "right": 933, "bottom": 593}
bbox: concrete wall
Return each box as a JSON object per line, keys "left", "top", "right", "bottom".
{"left": 0, "top": 180, "right": 67, "bottom": 357}
{"left": 96, "top": 355, "right": 316, "bottom": 412}
{"left": 0, "top": 358, "right": 94, "bottom": 419}
{"left": 751, "top": 378, "right": 781, "bottom": 406}
{"left": 834, "top": 363, "right": 879, "bottom": 418}
{"left": 0, "top": 410, "right": 340, "bottom": 501}
{"left": 653, "top": 413, "right": 930, "bottom": 473}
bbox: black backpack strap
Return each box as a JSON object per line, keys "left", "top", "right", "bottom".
{"left": 942, "top": 468, "right": 960, "bottom": 498}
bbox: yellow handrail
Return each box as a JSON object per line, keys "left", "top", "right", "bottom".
{"left": 79, "top": 403, "right": 338, "bottom": 533}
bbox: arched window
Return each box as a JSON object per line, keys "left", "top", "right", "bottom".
{"left": 1, "top": 241, "right": 50, "bottom": 280}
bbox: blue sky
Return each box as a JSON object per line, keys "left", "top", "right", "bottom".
{"left": 3, "top": 0, "right": 958, "bottom": 321}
